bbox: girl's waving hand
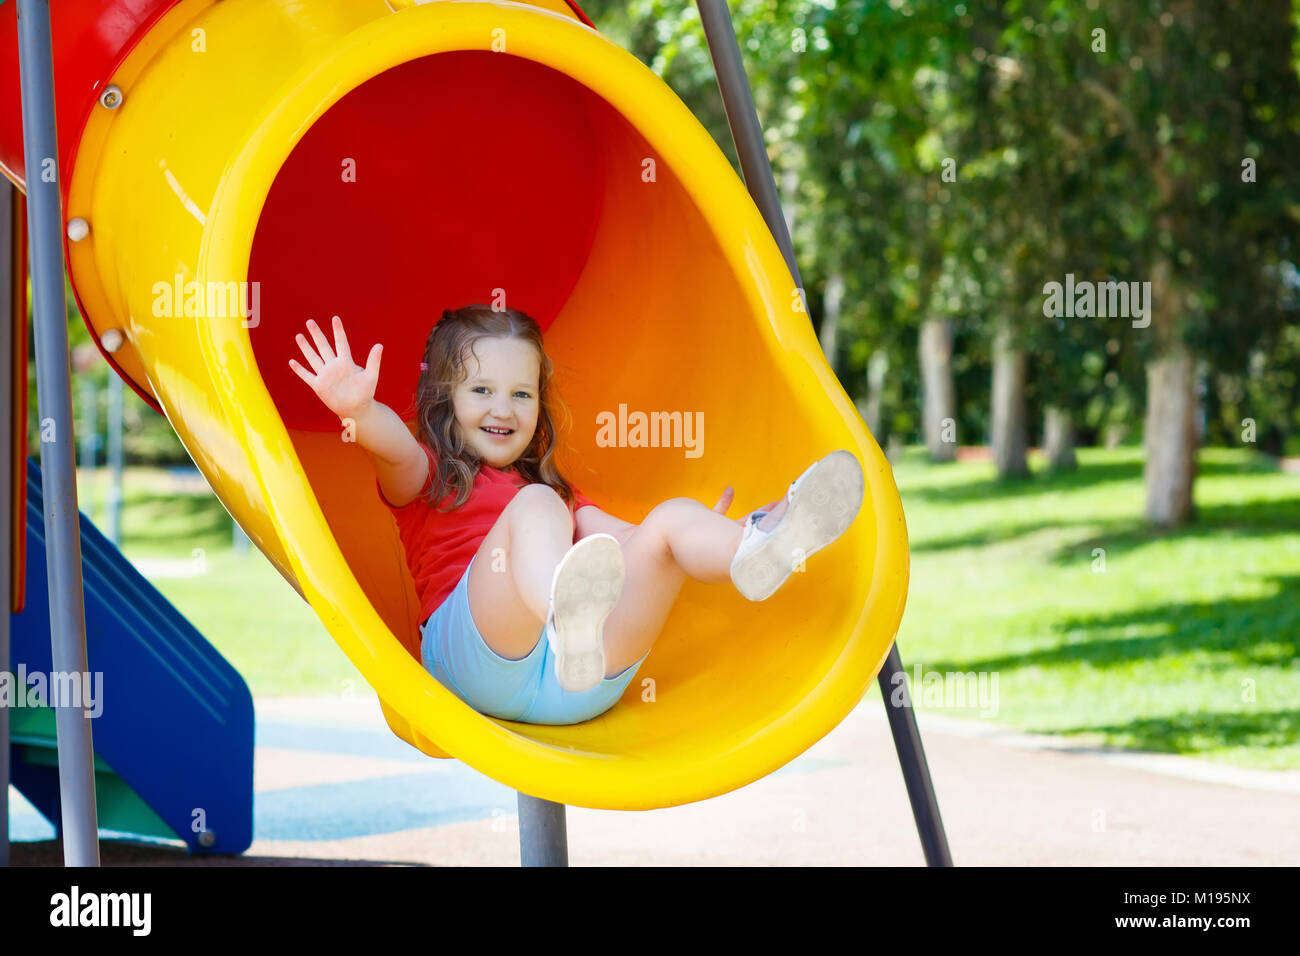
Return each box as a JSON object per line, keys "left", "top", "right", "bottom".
{"left": 288, "top": 315, "right": 383, "bottom": 421}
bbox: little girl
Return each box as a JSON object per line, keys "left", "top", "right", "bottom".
{"left": 289, "top": 304, "right": 865, "bottom": 725}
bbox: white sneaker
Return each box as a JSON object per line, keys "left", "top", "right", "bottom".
{"left": 545, "top": 533, "right": 625, "bottom": 693}
{"left": 729, "top": 449, "right": 865, "bottom": 602}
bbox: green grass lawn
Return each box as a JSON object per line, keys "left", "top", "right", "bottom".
{"left": 72, "top": 446, "right": 1300, "bottom": 770}
{"left": 866, "top": 445, "right": 1300, "bottom": 772}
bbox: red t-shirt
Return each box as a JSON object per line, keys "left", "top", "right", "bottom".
{"left": 377, "top": 442, "right": 596, "bottom": 625}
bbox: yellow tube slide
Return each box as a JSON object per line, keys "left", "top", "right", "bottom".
{"left": 61, "top": 0, "right": 909, "bottom": 810}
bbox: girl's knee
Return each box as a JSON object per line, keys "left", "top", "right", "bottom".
{"left": 643, "top": 497, "right": 698, "bottom": 530}
{"left": 512, "top": 482, "right": 563, "bottom": 505}
{"left": 510, "top": 482, "right": 572, "bottom": 522}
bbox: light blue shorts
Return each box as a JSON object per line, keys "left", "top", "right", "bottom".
{"left": 420, "top": 554, "right": 650, "bottom": 725}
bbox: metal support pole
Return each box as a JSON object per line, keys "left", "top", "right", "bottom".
{"left": 517, "top": 791, "right": 568, "bottom": 866}
{"left": 876, "top": 645, "right": 952, "bottom": 865}
{"left": 694, "top": 0, "right": 952, "bottom": 866}
{"left": 1, "top": 170, "right": 15, "bottom": 869}
{"left": 694, "top": 0, "right": 801, "bottom": 286}
{"left": 15, "top": 0, "right": 101, "bottom": 867}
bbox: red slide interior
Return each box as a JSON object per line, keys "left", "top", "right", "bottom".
{"left": 249, "top": 52, "right": 605, "bottom": 431}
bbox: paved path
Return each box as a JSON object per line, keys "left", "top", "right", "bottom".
{"left": 8, "top": 697, "right": 1298, "bottom": 866}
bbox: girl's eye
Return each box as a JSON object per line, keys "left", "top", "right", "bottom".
{"left": 471, "top": 386, "right": 532, "bottom": 399}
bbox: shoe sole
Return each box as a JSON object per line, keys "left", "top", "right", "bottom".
{"left": 731, "top": 450, "right": 865, "bottom": 602}
{"left": 548, "top": 534, "right": 624, "bottom": 693}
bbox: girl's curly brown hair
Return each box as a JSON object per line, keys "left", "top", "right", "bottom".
{"left": 412, "top": 304, "right": 579, "bottom": 513}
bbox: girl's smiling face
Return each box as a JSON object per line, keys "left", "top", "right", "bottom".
{"left": 452, "top": 335, "right": 540, "bottom": 470}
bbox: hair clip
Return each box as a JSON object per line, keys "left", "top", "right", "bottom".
{"left": 419, "top": 362, "right": 428, "bottom": 371}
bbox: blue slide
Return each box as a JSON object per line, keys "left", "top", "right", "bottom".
{"left": 7, "top": 457, "right": 253, "bottom": 854}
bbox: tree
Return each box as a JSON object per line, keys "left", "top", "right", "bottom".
{"left": 994, "top": 0, "right": 1300, "bottom": 523}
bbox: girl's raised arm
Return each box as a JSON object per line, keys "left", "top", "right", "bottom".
{"left": 351, "top": 399, "right": 429, "bottom": 507}
{"left": 288, "top": 315, "right": 428, "bottom": 507}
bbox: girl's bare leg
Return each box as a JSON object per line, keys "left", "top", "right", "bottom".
{"left": 466, "top": 483, "right": 575, "bottom": 660}
{"left": 468, "top": 485, "right": 792, "bottom": 677}
{"left": 599, "top": 497, "right": 788, "bottom": 675}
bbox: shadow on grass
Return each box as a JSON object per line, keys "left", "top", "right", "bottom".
{"left": 918, "top": 579, "right": 1300, "bottom": 757}
{"left": 118, "top": 491, "right": 234, "bottom": 550}
{"left": 1028, "top": 708, "right": 1300, "bottom": 757}
{"left": 900, "top": 452, "right": 1278, "bottom": 507}
{"left": 1049, "top": 496, "right": 1300, "bottom": 565}
{"left": 905, "top": 460, "right": 1298, "bottom": 555}
{"left": 923, "top": 575, "right": 1300, "bottom": 675}
{"left": 909, "top": 519, "right": 1094, "bottom": 553}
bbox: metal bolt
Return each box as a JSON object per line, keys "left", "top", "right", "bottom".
{"left": 66, "top": 217, "right": 89, "bottom": 242}
{"left": 101, "top": 328, "right": 125, "bottom": 352}
{"left": 197, "top": 830, "right": 216, "bottom": 848}
{"left": 99, "top": 85, "right": 123, "bottom": 110}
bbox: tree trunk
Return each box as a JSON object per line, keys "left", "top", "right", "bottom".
{"left": 1144, "top": 342, "right": 1197, "bottom": 525}
{"left": 991, "top": 323, "right": 1029, "bottom": 478}
{"left": 1044, "top": 406, "right": 1077, "bottom": 471}
{"left": 819, "top": 272, "right": 844, "bottom": 376}
{"left": 1194, "top": 362, "right": 1208, "bottom": 445}
{"left": 919, "top": 318, "right": 956, "bottom": 462}
{"left": 1143, "top": 255, "right": 1197, "bottom": 525}
{"left": 861, "top": 348, "right": 888, "bottom": 439}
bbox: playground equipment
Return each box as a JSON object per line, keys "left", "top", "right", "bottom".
{"left": 1, "top": 158, "right": 253, "bottom": 862}
{"left": 10, "top": 459, "right": 254, "bottom": 855}
{"left": 3, "top": 0, "right": 949, "bottom": 865}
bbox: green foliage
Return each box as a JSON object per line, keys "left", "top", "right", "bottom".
{"left": 45, "top": 0, "right": 1300, "bottom": 460}
{"left": 584, "top": 0, "right": 1300, "bottom": 452}
{"left": 1209, "top": 318, "right": 1300, "bottom": 454}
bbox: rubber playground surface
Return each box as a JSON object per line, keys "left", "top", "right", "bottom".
{"left": 8, "top": 696, "right": 1298, "bottom": 866}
